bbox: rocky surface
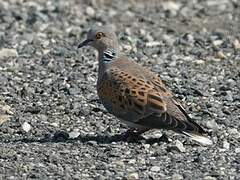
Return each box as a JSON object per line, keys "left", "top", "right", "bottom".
{"left": 0, "top": 0, "right": 239, "bottom": 179}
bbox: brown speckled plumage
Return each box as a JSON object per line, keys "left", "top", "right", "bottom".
{"left": 78, "top": 25, "right": 212, "bottom": 145}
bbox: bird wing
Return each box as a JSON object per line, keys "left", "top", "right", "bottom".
{"left": 97, "top": 67, "right": 167, "bottom": 122}
{"left": 98, "top": 57, "right": 207, "bottom": 136}
{"left": 141, "top": 73, "right": 207, "bottom": 134}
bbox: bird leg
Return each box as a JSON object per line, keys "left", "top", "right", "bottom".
{"left": 123, "top": 128, "right": 150, "bottom": 142}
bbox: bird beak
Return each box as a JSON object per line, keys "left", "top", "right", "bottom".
{"left": 77, "top": 39, "right": 92, "bottom": 48}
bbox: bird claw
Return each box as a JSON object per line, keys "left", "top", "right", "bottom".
{"left": 122, "top": 128, "right": 147, "bottom": 142}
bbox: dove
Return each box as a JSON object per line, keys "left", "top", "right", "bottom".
{"left": 78, "top": 25, "right": 212, "bottom": 145}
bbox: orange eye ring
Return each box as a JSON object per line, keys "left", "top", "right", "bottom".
{"left": 96, "top": 32, "right": 104, "bottom": 39}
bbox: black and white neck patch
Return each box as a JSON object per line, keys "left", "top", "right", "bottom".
{"left": 102, "top": 48, "right": 117, "bottom": 63}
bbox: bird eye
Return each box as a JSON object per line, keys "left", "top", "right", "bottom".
{"left": 96, "top": 32, "right": 104, "bottom": 39}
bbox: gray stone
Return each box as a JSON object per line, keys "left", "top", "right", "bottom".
{"left": 203, "top": 176, "right": 217, "bottom": 180}
{"left": 213, "top": 40, "right": 223, "bottom": 46}
{"left": 216, "top": 51, "right": 226, "bottom": 59}
{"left": 222, "top": 140, "right": 230, "bottom": 149}
{"left": 86, "top": 6, "right": 95, "bottom": 17}
{"left": 235, "top": 148, "right": 240, "bottom": 153}
{"left": 171, "top": 140, "right": 186, "bottom": 152}
{"left": 150, "top": 166, "right": 161, "bottom": 172}
{"left": 146, "top": 41, "right": 162, "bottom": 47}
{"left": 0, "top": 115, "right": 12, "bottom": 125}
{"left": 206, "top": 120, "right": 219, "bottom": 131}
{"left": 21, "top": 122, "right": 32, "bottom": 132}
{"left": 0, "top": 48, "right": 18, "bottom": 59}
{"left": 226, "top": 90, "right": 233, "bottom": 102}
{"left": 69, "top": 130, "right": 80, "bottom": 139}
{"left": 162, "top": 34, "right": 175, "bottom": 46}
{"left": 162, "top": 1, "right": 181, "bottom": 16}
{"left": 227, "top": 128, "right": 240, "bottom": 139}
{"left": 127, "top": 172, "right": 139, "bottom": 180}
{"left": 172, "top": 173, "right": 183, "bottom": 180}
{"left": 233, "top": 39, "right": 240, "bottom": 49}
{"left": 195, "top": 59, "right": 205, "bottom": 64}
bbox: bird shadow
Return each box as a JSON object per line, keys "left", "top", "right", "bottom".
{"left": 3, "top": 131, "right": 169, "bottom": 145}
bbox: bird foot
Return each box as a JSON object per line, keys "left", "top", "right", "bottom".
{"left": 122, "top": 128, "right": 148, "bottom": 142}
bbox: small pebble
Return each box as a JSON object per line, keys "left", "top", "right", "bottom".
{"left": 0, "top": 48, "right": 18, "bottom": 59}
{"left": 171, "top": 140, "right": 186, "bottom": 152}
{"left": 227, "top": 128, "right": 240, "bottom": 138}
{"left": 143, "top": 144, "right": 150, "bottom": 149}
{"left": 162, "top": 1, "right": 181, "bottom": 16}
{"left": 216, "top": 51, "right": 226, "bottom": 59}
{"left": 123, "top": 45, "right": 133, "bottom": 51}
{"left": 146, "top": 41, "right": 161, "bottom": 47}
{"left": 69, "top": 130, "right": 80, "bottom": 139}
{"left": 152, "top": 132, "right": 163, "bottom": 138}
{"left": 222, "top": 140, "right": 230, "bottom": 150}
{"left": 22, "top": 122, "right": 32, "bottom": 132}
{"left": 233, "top": 39, "right": 240, "bottom": 49}
{"left": 1, "top": 104, "right": 14, "bottom": 115}
{"left": 162, "top": 34, "right": 175, "bottom": 46}
{"left": 195, "top": 59, "right": 205, "bottom": 64}
{"left": 128, "top": 159, "right": 136, "bottom": 164}
{"left": 115, "top": 160, "right": 125, "bottom": 167}
{"left": 85, "top": 6, "right": 95, "bottom": 17}
{"left": 203, "top": 176, "right": 217, "bottom": 180}
{"left": 226, "top": 90, "right": 233, "bottom": 102}
{"left": 150, "top": 166, "right": 161, "bottom": 172}
{"left": 172, "top": 173, "right": 183, "bottom": 180}
{"left": 127, "top": 172, "right": 139, "bottom": 180}
{"left": 235, "top": 148, "right": 240, "bottom": 153}
{"left": 0, "top": 115, "right": 12, "bottom": 125}
{"left": 213, "top": 40, "right": 223, "bottom": 46}
{"left": 206, "top": 120, "right": 219, "bottom": 131}
{"left": 50, "top": 122, "right": 59, "bottom": 127}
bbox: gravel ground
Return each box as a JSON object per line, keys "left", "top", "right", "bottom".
{"left": 0, "top": 0, "right": 240, "bottom": 179}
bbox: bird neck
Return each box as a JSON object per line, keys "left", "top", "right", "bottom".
{"left": 97, "top": 48, "right": 119, "bottom": 84}
{"left": 99, "top": 48, "right": 118, "bottom": 63}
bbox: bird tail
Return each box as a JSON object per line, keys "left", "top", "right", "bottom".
{"left": 182, "top": 131, "right": 213, "bottom": 146}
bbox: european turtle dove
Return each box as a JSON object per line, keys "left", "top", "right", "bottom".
{"left": 78, "top": 25, "right": 212, "bottom": 145}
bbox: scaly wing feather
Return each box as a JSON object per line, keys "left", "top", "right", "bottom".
{"left": 97, "top": 67, "right": 167, "bottom": 122}
{"left": 98, "top": 64, "right": 210, "bottom": 144}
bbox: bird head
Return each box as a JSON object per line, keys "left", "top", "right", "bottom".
{"left": 78, "top": 25, "right": 119, "bottom": 52}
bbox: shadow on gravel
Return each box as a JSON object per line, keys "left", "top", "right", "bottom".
{"left": 2, "top": 131, "right": 169, "bottom": 145}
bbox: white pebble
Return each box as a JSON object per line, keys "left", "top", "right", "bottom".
{"left": 206, "top": 120, "right": 219, "bottom": 131}
{"left": 216, "top": 51, "right": 226, "bottom": 59}
{"left": 146, "top": 41, "right": 161, "bottom": 47}
{"left": 0, "top": 48, "right": 18, "bottom": 59}
{"left": 69, "top": 131, "right": 80, "bottom": 139}
{"left": 172, "top": 173, "right": 183, "bottom": 180}
{"left": 85, "top": 6, "right": 95, "bottom": 17}
{"left": 162, "top": 1, "right": 181, "bottom": 11}
{"left": 227, "top": 128, "right": 240, "bottom": 138}
{"left": 233, "top": 39, "right": 240, "bottom": 49}
{"left": 213, "top": 40, "right": 223, "bottom": 46}
{"left": 22, "top": 122, "right": 32, "bottom": 132}
{"left": 222, "top": 140, "right": 230, "bottom": 150}
{"left": 143, "top": 144, "right": 150, "bottom": 149}
{"left": 235, "top": 148, "right": 240, "bottom": 153}
{"left": 127, "top": 172, "right": 139, "bottom": 180}
{"left": 203, "top": 176, "right": 217, "bottom": 180}
{"left": 150, "top": 166, "right": 160, "bottom": 172}
{"left": 173, "top": 140, "right": 186, "bottom": 152}
{"left": 195, "top": 59, "right": 205, "bottom": 64}
{"left": 50, "top": 122, "right": 59, "bottom": 127}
